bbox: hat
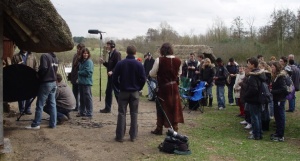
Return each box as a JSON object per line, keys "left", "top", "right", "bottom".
{"left": 144, "top": 52, "right": 151, "bottom": 58}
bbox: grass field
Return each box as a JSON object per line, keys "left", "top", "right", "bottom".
{"left": 90, "top": 66, "right": 300, "bottom": 161}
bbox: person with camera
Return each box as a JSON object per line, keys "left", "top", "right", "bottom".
{"left": 99, "top": 40, "right": 121, "bottom": 113}
{"left": 149, "top": 42, "right": 184, "bottom": 134}
{"left": 12, "top": 49, "right": 38, "bottom": 115}
{"left": 113, "top": 45, "right": 146, "bottom": 142}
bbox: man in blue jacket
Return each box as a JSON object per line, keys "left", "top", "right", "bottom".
{"left": 113, "top": 45, "right": 146, "bottom": 142}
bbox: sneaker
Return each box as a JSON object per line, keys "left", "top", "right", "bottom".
{"left": 240, "top": 120, "right": 247, "bottom": 125}
{"left": 271, "top": 136, "right": 284, "bottom": 142}
{"left": 244, "top": 124, "right": 252, "bottom": 129}
{"left": 249, "top": 131, "right": 253, "bottom": 135}
{"left": 248, "top": 134, "right": 262, "bottom": 140}
{"left": 229, "top": 103, "right": 235, "bottom": 106}
{"left": 25, "top": 125, "right": 40, "bottom": 130}
{"left": 218, "top": 107, "right": 224, "bottom": 110}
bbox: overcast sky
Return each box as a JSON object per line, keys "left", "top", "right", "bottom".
{"left": 51, "top": 0, "right": 299, "bottom": 39}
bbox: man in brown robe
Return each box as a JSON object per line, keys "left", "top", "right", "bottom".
{"left": 149, "top": 43, "right": 184, "bottom": 134}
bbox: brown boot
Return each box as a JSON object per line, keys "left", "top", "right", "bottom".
{"left": 173, "top": 124, "right": 178, "bottom": 132}
{"left": 151, "top": 126, "right": 163, "bottom": 135}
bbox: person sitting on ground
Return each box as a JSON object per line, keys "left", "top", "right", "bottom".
{"left": 44, "top": 74, "right": 76, "bottom": 125}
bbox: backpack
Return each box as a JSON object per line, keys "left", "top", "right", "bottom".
{"left": 285, "top": 76, "right": 295, "bottom": 100}
{"left": 257, "top": 80, "right": 272, "bottom": 104}
{"left": 158, "top": 136, "right": 191, "bottom": 155}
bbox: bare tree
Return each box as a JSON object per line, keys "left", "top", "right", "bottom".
{"left": 231, "top": 16, "right": 244, "bottom": 39}
{"left": 246, "top": 17, "right": 256, "bottom": 39}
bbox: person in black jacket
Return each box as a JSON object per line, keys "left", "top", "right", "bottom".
{"left": 182, "top": 53, "right": 199, "bottom": 85}
{"left": 70, "top": 43, "right": 85, "bottom": 112}
{"left": 200, "top": 58, "right": 215, "bottom": 107}
{"left": 113, "top": 45, "right": 146, "bottom": 142}
{"left": 214, "top": 58, "right": 227, "bottom": 110}
{"left": 270, "top": 62, "right": 288, "bottom": 142}
{"left": 99, "top": 40, "right": 121, "bottom": 113}
{"left": 26, "top": 52, "right": 58, "bottom": 129}
{"left": 143, "top": 52, "right": 155, "bottom": 101}
{"left": 244, "top": 57, "right": 266, "bottom": 140}
{"left": 226, "top": 58, "right": 239, "bottom": 106}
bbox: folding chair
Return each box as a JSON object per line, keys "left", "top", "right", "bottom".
{"left": 181, "top": 81, "right": 206, "bottom": 113}
{"left": 179, "top": 77, "right": 192, "bottom": 109}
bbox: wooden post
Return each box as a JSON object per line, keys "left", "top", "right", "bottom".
{"left": 0, "top": 6, "right": 12, "bottom": 158}
{"left": 0, "top": 5, "right": 4, "bottom": 149}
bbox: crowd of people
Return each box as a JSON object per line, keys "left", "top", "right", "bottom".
{"left": 180, "top": 53, "right": 300, "bottom": 142}
{"left": 13, "top": 40, "right": 299, "bottom": 143}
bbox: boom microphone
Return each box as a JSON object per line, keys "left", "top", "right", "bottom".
{"left": 88, "top": 29, "right": 105, "bottom": 34}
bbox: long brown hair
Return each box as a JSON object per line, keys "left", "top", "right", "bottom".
{"left": 160, "top": 42, "right": 173, "bottom": 56}
{"left": 271, "top": 61, "right": 282, "bottom": 80}
{"left": 80, "top": 48, "right": 91, "bottom": 62}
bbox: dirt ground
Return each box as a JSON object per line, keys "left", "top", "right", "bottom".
{"left": 2, "top": 96, "right": 199, "bottom": 161}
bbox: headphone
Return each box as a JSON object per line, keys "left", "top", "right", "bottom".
{"left": 107, "top": 40, "right": 115, "bottom": 48}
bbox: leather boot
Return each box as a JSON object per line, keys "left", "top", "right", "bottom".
{"left": 208, "top": 98, "right": 213, "bottom": 107}
{"left": 151, "top": 126, "right": 163, "bottom": 135}
{"left": 173, "top": 124, "right": 178, "bottom": 132}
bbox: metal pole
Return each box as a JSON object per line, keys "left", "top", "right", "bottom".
{"left": 99, "top": 34, "right": 102, "bottom": 101}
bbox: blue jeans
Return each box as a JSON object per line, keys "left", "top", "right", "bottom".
{"left": 105, "top": 76, "right": 119, "bottom": 111}
{"left": 216, "top": 85, "right": 225, "bottom": 108}
{"left": 288, "top": 96, "right": 295, "bottom": 112}
{"left": 79, "top": 85, "right": 93, "bottom": 117}
{"left": 269, "top": 95, "right": 274, "bottom": 117}
{"left": 18, "top": 98, "right": 33, "bottom": 113}
{"left": 206, "top": 85, "right": 213, "bottom": 99}
{"left": 227, "top": 85, "right": 234, "bottom": 104}
{"left": 248, "top": 103, "right": 262, "bottom": 138}
{"left": 147, "top": 78, "right": 156, "bottom": 100}
{"left": 72, "top": 83, "right": 80, "bottom": 110}
{"left": 274, "top": 100, "right": 286, "bottom": 137}
{"left": 32, "top": 82, "right": 57, "bottom": 128}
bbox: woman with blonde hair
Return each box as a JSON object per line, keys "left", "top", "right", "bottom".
{"left": 199, "top": 58, "right": 215, "bottom": 107}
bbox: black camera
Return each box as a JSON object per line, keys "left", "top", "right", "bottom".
{"left": 166, "top": 128, "right": 188, "bottom": 143}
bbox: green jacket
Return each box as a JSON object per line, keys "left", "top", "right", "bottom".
{"left": 78, "top": 59, "right": 93, "bottom": 86}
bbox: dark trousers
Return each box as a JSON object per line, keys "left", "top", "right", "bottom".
{"left": 105, "top": 76, "right": 119, "bottom": 111}
{"left": 261, "top": 103, "right": 270, "bottom": 131}
{"left": 274, "top": 100, "right": 286, "bottom": 137}
{"left": 116, "top": 91, "right": 139, "bottom": 140}
{"left": 72, "top": 83, "right": 80, "bottom": 110}
{"left": 248, "top": 103, "right": 262, "bottom": 138}
{"left": 79, "top": 85, "right": 93, "bottom": 117}
{"left": 18, "top": 98, "right": 33, "bottom": 113}
{"left": 44, "top": 105, "right": 71, "bottom": 119}
{"left": 227, "top": 85, "right": 234, "bottom": 104}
